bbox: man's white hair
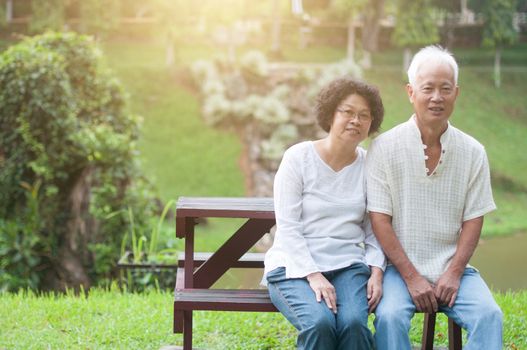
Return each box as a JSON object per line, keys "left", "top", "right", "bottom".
{"left": 407, "top": 45, "right": 459, "bottom": 87}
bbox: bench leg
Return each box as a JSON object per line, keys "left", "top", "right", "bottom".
{"left": 448, "top": 318, "right": 462, "bottom": 350}
{"left": 174, "top": 307, "right": 184, "bottom": 333}
{"left": 421, "top": 312, "right": 436, "bottom": 350}
{"left": 183, "top": 310, "right": 193, "bottom": 350}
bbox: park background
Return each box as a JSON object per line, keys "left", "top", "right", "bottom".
{"left": 0, "top": 0, "right": 526, "bottom": 349}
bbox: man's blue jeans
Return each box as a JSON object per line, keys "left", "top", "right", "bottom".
{"left": 374, "top": 266, "right": 503, "bottom": 350}
{"left": 267, "top": 264, "right": 374, "bottom": 350}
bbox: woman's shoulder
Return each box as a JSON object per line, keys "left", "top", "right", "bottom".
{"left": 283, "top": 141, "right": 313, "bottom": 158}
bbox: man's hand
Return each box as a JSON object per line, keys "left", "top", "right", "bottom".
{"left": 434, "top": 270, "right": 462, "bottom": 307}
{"left": 406, "top": 274, "right": 438, "bottom": 313}
{"left": 307, "top": 272, "right": 337, "bottom": 314}
{"left": 367, "top": 267, "right": 383, "bottom": 313}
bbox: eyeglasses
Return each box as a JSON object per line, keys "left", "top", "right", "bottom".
{"left": 336, "top": 109, "right": 373, "bottom": 123}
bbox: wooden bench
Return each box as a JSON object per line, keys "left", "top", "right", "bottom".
{"left": 173, "top": 197, "right": 463, "bottom": 349}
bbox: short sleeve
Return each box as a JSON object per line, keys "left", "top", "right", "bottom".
{"left": 463, "top": 149, "right": 496, "bottom": 221}
{"left": 366, "top": 139, "right": 393, "bottom": 216}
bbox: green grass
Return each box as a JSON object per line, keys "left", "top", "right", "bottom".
{"left": 0, "top": 288, "right": 525, "bottom": 349}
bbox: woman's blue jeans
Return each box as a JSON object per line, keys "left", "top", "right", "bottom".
{"left": 266, "top": 264, "right": 374, "bottom": 350}
{"left": 374, "top": 266, "right": 503, "bottom": 350}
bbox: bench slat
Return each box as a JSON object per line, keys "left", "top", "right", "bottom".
{"left": 174, "top": 288, "right": 277, "bottom": 312}
{"left": 176, "top": 197, "right": 275, "bottom": 220}
{"left": 178, "top": 252, "right": 265, "bottom": 268}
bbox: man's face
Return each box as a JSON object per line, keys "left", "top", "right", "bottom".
{"left": 406, "top": 63, "right": 459, "bottom": 128}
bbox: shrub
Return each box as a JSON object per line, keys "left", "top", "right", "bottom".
{"left": 0, "top": 32, "right": 152, "bottom": 291}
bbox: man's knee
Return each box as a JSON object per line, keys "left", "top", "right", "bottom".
{"left": 375, "top": 303, "right": 412, "bottom": 329}
{"left": 479, "top": 302, "right": 503, "bottom": 325}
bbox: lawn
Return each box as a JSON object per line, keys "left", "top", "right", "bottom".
{"left": 1, "top": 287, "right": 525, "bottom": 349}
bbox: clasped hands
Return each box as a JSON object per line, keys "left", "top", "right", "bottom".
{"left": 407, "top": 270, "right": 461, "bottom": 313}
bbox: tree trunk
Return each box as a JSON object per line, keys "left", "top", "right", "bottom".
{"left": 347, "top": 15, "right": 355, "bottom": 61}
{"left": 494, "top": 47, "right": 501, "bottom": 88}
{"left": 43, "top": 167, "right": 95, "bottom": 291}
{"left": 270, "top": 0, "right": 282, "bottom": 56}
{"left": 166, "top": 41, "right": 175, "bottom": 68}
{"left": 361, "top": 0, "right": 384, "bottom": 69}
{"left": 403, "top": 47, "right": 412, "bottom": 76}
{"left": 6, "top": 0, "right": 13, "bottom": 22}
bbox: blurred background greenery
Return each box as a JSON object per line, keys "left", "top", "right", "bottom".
{"left": 0, "top": 0, "right": 526, "bottom": 293}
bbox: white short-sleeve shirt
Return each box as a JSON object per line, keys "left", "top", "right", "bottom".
{"left": 263, "top": 141, "right": 386, "bottom": 282}
{"left": 366, "top": 116, "right": 496, "bottom": 283}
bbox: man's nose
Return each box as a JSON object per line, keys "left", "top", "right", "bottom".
{"left": 431, "top": 89, "right": 443, "bottom": 101}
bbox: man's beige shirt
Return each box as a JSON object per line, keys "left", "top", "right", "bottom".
{"left": 366, "top": 116, "right": 496, "bottom": 283}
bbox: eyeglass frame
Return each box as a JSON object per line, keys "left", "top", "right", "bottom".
{"left": 336, "top": 108, "right": 374, "bottom": 123}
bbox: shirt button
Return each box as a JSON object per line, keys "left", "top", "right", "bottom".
{"left": 442, "top": 149, "right": 446, "bottom": 153}
{"left": 424, "top": 155, "right": 429, "bottom": 160}
{"left": 423, "top": 144, "right": 428, "bottom": 149}
{"left": 425, "top": 167, "right": 430, "bottom": 173}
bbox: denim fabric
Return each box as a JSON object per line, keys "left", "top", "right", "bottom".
{"left": 267, "top": 264, "right": 375, "bottom": 350}
{"left": 374, "top": 266, "right": 503, "bottom": 350}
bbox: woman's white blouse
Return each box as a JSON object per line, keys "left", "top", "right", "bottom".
{"left": 263, "top": 141, "right": 386, "bottom": 282}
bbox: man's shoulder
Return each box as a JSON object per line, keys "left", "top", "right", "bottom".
{"left": 449, "top": 125, "right": 486, "bottom": 153}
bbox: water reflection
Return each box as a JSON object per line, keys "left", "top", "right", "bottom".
{"left": 214, "top": 232, "right": 527, "bottom": 292}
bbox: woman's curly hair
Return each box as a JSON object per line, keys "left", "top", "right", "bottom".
{"left": 315, "top": 77, "right": 384, "bottom": 135}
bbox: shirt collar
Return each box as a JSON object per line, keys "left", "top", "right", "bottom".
{"left": 408, "top": 114, "right": 452, "bottom": 146}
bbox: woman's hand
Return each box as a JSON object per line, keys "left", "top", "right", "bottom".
{"left": 367, "top": 266, "right": 384, "bottom": 313}
{"left": 306, "top": 272, "right": 337, "bottom": 314}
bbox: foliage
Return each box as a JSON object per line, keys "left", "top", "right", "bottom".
{"left": 481, "top": 0, "right": 519, "bottom": 48}
{"left": 29, "top": 0, "right": 65, "bottom": 34}
{"left": 0, "top": 288, "right": 525, "bottom": 349}
{"left": 329, "top": 0, "right": 368, "bottom": 20}
{"left": 79, "top": 0, "right": 121, "bottom": 37}
{"left": 0, "top": 181, "right": 51, "bottom": 291}
{"left": 0, "top": 32, "right": 149, "bottom": 291}
{"left": 392, "top": 0, "right": 440, "bottom": 48}
{"left": 191, "top": 50, "right": 361, "bottom": 160}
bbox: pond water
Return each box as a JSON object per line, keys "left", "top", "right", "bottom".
{"left": 470, "top": 232, "right": 527, "bottom": 292}
{"left": 214, "top": 232, "right": 527, "bottom": 292}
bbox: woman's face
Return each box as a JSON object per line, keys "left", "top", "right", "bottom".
{"left": 329, "top": 93, "right": 372, "bottom": 144}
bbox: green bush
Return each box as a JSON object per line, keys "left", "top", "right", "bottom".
{"left": 0, "top": 32, "right": 152, "bottom": 291}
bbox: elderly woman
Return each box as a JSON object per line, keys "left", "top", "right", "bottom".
{"left": 263, "top": 77, "right": 386, "bottom": 350}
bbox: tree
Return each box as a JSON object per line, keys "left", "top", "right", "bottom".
{"left": 392, "top": 0, "right": 440, "bottom": 74}
{"left": 79, "top": 0, "right": 120, "bottom": 38}
{"left": 29, "top": 0, "right": 65, "bottom": 34}
{"left": 330, "top": 0, "right": 368, "bottom": 61}
{"left": 0, "top": 32, "right": 149, "bottom": 291}
{"left": 360, "top": 0, "right": 385, "bottom": 69}
{"left": 480, "top": 0, "right": 518, "bottom": 87}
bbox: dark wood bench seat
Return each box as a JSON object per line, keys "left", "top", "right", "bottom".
{"left": 175, "top": 288, "right": 276, "bottom": 312}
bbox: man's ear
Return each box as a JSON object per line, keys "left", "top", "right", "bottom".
{"left": 405, "top": 83, "right": 414, "bottom": 103}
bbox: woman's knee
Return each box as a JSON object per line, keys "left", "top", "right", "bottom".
{"left": 302, "top": 311, "right": 335, "bottom": 334}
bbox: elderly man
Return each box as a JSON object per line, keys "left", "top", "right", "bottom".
{"left": 366, "top": 45, "right": 503, "bottom": 350}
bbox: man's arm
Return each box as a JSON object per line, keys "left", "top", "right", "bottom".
{"left": 370, "top": 212, "right": 438, "bottom": 313}
{"left": 434, "top": 216, "right": 483, "bottom": 307}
